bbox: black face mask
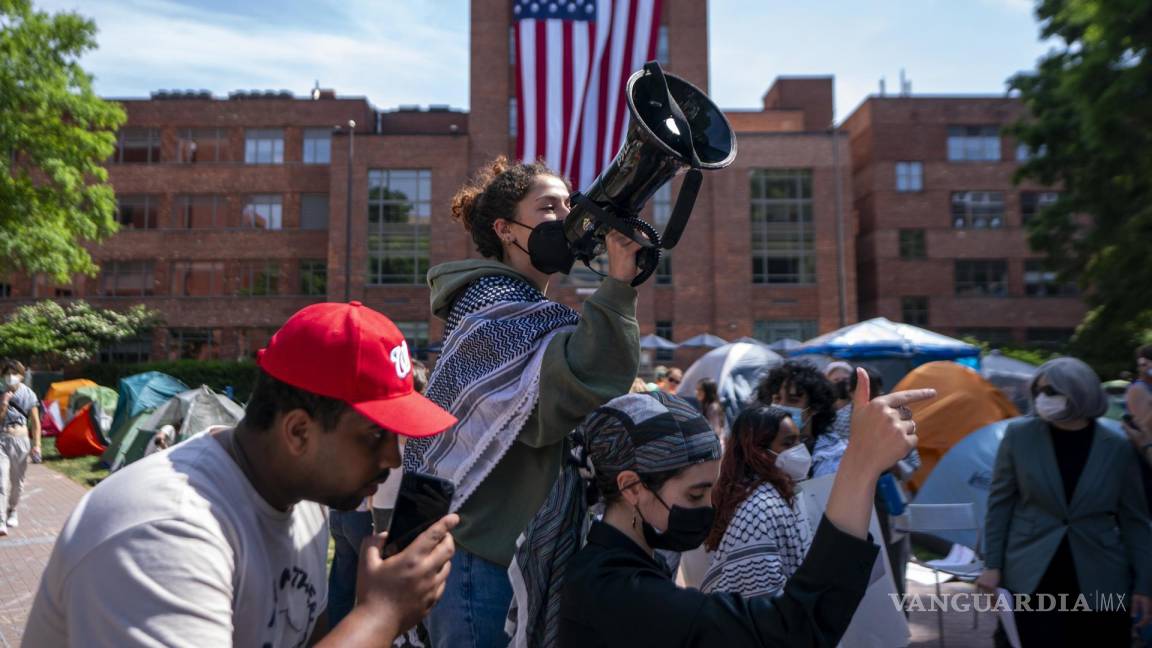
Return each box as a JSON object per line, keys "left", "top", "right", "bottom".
{"left": 510, "top": 220, "right": 575, "bottom": 275}
{"left": 638, "top": 488, "right": 715, "bottom": 552}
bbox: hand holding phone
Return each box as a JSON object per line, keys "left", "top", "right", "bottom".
{"left": 384, "top": 472, "right": 455, "bottom": 557}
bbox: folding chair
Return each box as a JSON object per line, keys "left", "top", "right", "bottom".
{"left": 893, "top": 503, "right": 984, "bottom": 648}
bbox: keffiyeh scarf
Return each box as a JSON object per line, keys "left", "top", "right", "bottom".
{"left": 403, "top": 275, "right": 579, "bottom": 512}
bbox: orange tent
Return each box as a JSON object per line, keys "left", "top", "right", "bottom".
{"left": 894, "top": 361, "right": 1019, "bottom": 491}
{"left": 44, "top": 379, "right": 97, "bottom": 414}
{"left": 56, "top": 404, "right": 107, "bottom": 458}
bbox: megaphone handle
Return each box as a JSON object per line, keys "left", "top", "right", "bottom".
{"left": 659, "top": 169, "right": 702, "bottom": 250}
{"left": 571, "top": 193, "right": 654, "bottom": 249}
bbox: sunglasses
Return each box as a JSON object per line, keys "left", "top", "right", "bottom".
{"left": 668, "top": 377, "right": 681, "bottom": 385}
{"left": 1035, "top": 385, "right": 1061, "bottom": 397}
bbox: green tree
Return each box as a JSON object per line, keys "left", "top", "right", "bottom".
{"left": 1009, "top": 0, "right": 1152, "bottom": 374}
{"left": 0, "top": 300, "right": 161, "bottom": 368}
{"left": 0, "top": 0, "right": 126, "bottom": 282}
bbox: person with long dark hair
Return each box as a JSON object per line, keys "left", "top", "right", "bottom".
{"left": 507, "top": 370, "right": 935, "bottom": 647}
{"left": 402, "top": 156, "right": 642, "bottom": 648}
{"left": 695, "top": 378, "right": 725, "bottom": 440}
{"left": 701, "top": 405, "right": 810, "bottom": 597}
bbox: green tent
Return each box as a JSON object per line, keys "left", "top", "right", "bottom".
{"left": 101, "top": 372, "right": 189, "bottom": 470}
{"left": 69, "top": 385, "right": 119, "bottom": 443}
{"left": 109, "top": 385, "right": 244, "bottom": 471}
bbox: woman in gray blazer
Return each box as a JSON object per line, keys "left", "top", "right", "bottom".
{"left": 977, "top": 357, "right": 1152, "bottom": 645}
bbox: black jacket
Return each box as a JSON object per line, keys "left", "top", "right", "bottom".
{"left": 559, "top": 516, "right": 878, "bottom": 647}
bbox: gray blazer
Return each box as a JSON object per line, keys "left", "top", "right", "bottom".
{"left": 984, "top": 417, "right": 1152, "bottom": 597}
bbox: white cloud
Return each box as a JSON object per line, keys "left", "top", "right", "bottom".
{"left": 35, "top": 0, "right": 470, "bottom": 108}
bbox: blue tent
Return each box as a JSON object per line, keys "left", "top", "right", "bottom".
{"left": 914, "top": 416, "right": 1124, "bottom": 549}
{"left": 791, "top": 318, "right": 980, "bottom": 389}
{"left": 101, "top": 372, "right": 190, "bottom": 468}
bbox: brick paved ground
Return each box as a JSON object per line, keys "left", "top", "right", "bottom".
{"left": 0, "top": 465, "right": 87, "bottom": 647}
{"left": 908, "top": 580, "right": 999, "bottom": 647}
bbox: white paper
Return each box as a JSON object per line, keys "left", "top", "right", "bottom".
{"left": 797, "top": 475, "right": 911, "bottom": 648}
{"left": 996, "top": 588, "right": 1022, "bottom": 648}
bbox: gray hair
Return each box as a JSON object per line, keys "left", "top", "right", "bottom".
{"left": 1032, "top": 357, "right": 1107, "bottom": 421}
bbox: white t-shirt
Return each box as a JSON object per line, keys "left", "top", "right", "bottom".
{"left": 25, "top": 431, "right": 329, "bottom": 648}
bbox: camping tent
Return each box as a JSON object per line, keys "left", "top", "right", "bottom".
{"left": 101, "top": 372, "right": 189, "bottom": 469}
{"left": 980, "top": 350, "right": 1038, "bottom": 415}
{"left": 791, "top": 318, "right": 980, "bottom": 389}
{"left": 69, "top": 385, "right": 119, "bottom": 437}
{"left": 915, "top": 416, "right": 1124, "bottom": 549}
{"left": 677, "top": 342, "right": 784, "bottom": 424}
{"left": 893, "top": 361, "right": 1020, "bottom": 491}
{"left": 109, "top": 385, "right": 244, "bottom": 471}
{"left": 44, "top": 379, "right": 97, "bottom": 414}
{"left": 56, "top": 404, "right": 108, "bottom": 458}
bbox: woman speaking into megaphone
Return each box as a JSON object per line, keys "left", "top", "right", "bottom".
{"left": 402, "top": 155, "right": 643, "bottom": 648}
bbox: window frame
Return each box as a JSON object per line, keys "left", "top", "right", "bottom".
{"left": 244, "top": 128, "right": 285, "bottom": 165}
{"left": 750, "top": 169, "right": 815, "bottom": 285}
{"left": 954, "top": 259, "right": 1009, "bottom": 298}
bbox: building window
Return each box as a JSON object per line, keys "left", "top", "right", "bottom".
{"left": 99, "top": 335, "right": 152, "bottom": 364}
{"left": 244, "top": 128, "right": 284, "bottom": 164}
{"left": 753, "top": 320, "right": 818, "bottom": 344}
{"left": 301, "top": 193, "right": 330, "bottom": 230}
{"left": 171, "top": 261, "right": 226, "bottom": 296}
{"left": 0, "top": 283, "right": 10, "bottom": 298}
{"left": 367, "top": 170, "right": 431, "bottom": 285}
{"left": 177, "top": 128, "right": 228, "bottom": 162}
{"left": 166, "top": 328, "right": 218, "bottom": 360}
{"left": 1024, "top": 260, "right": 1077, "bottom": 297}
{"left": 1020, "top": 191, "right": 1058, "bottom": 224}
{"left": 395, "top": 321, "right": 431, "bottom": 361}
{"left": 237, "top": 328, "right": 274, "bottom": 359}
{"left": 901, "top": 296, "right": 929, "bottom": 326}
{"left": 173, "top": 195, "right": 223, "bottom": 229}
{"left": 899, "top": 229, "right": 926, "bottom": 259}
{"left": 235, "top": 261, "right": 280, "bottom": 296}
{"left": 1025, "top": 328, "right": 1074, "bottom": 350}
{"left": 509, "top": 98, "right": 518, "bottom": 138}
{"left": 750, "top": 169, "right": 814, "bottom": 284}
{"left": 655, "top": 320, "right": 675, "bottom": 361}
{"left": 958, "top": 328, "right": 1015, "bottom": 347}
{"left": 116, "top": 195, "right": 159, "bottom": 229}
{"left": 895, "top": 161, "right": 923, "bottom": 192}
{"left": 656, "top": 25, "right": 670, "bottom": 65}
{"left": 947, "top": 125, "right": 1001, "bottom": 162}
{"left": 955, "top": 260, "right": 1008, "bottom": 297}
{"left": 98, "top": 261, "right": 154, "bottom": 297}
{"left": 655, "top": 255, "right": 672, "bottom": 285}
{"left": 951, "top": 191, "right": 1005, "bottom": 229}
{"left": 299, "top": 260, "right": 327, "bottom": 296}
{"left": 1016, "top": 143, "right": 1046, "bottom": 162}
{"left": 302, "top": 128, "right": 332, "bottom": 164}
{"left": 652, "top": 184, "right": 672, "bottom": 226}
{"left": 242, "top": 195, "right": 283, "bottom": 230}
{"left": 112, "top": 128, "right": 161, "bottom": 164}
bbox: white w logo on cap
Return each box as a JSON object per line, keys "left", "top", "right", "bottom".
{"left": 390, "top": 341, "right": 412, "bottom": 379}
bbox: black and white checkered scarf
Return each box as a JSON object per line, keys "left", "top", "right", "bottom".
{"left": 403, "top": 274, "right": 580, "bottom": 511}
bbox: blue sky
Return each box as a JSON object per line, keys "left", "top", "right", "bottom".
{"left": 37, "top": 0, "right": 1052, "bottom": 121}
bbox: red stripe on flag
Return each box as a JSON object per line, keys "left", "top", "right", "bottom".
{"left": 560, "top": 20, "right": 574, "bottom": 180}
{"left": 534, "top": 20, "right": 548, "bottom": 165}
{"left": 514, "top": 25, "right": 525, "bottom": 162}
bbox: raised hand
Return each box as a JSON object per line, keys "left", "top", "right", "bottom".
{"left": 843, "top": 368, "right": 935, "bottom": 479}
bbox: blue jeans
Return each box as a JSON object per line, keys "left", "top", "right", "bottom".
{"left": 425, "top": 547, "right": 513, "bottom": 648}
{"left": 327, "top": 509, "right": 374, "bottom": 627}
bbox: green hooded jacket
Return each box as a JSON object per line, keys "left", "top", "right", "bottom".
{"left": 427, "top": 259, "right": 639, "bottom": 566}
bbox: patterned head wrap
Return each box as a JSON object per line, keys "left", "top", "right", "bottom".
{"left": 507, "top": 391, "right": 721, "bottom": 648}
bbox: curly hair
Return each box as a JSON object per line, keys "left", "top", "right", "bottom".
{"left": 756, "top": 360, "right": 837, "bottom": 436}
{"left": 450, "top": 156, "right": 568, "bottom": 261}
{"left": 705, "top": 406, "right": 796, "bottom": 551}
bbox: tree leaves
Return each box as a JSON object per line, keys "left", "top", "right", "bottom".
{"left": 0, "top": 0, "right": 125, "bottom": 282}
{"left": 0, "top": 300, "right": 161, "bottom": 368}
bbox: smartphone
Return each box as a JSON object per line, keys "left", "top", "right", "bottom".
{"left": 384, "top": 472, "right": 455, "bottom": 557}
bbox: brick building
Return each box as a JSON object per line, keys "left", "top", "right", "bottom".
{"left": 0, "top": 0, "right": 859, "bottom": 369}
{"left": 841, "top": 96, "right": 1084, "bottom": 348}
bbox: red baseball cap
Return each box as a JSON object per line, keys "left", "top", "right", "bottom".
{"left": 257, "top": 301, "right": 456, "bottom": 438}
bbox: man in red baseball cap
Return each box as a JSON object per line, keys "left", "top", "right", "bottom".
{"left": 26, "top": 302, "right": 459, "bottom": 648}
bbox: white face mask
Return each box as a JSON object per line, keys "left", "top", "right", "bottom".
{"left": 4, "top": 374, "right": 21, "bottom": 389}
{"left": 770, "top": 443, "right": 812, "bottom": 482}
{"left": 1034, "top": 393, "right": 1070, "bottom": 422}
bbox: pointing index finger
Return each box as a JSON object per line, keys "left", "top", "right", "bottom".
{"left": 878, "top": 388, "right": 938, "bottom": 409}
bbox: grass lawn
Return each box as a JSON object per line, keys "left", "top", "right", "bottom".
{"left": 40, "top": 436, "right": 110, "bottom": 488}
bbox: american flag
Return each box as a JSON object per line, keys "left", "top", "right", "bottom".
{"left": 513, "top": 0, "right": 663, "bottom": 189}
